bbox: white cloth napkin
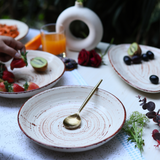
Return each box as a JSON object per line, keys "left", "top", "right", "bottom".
{"left": 0, "top": 70, "right": 145, "bottom": 160}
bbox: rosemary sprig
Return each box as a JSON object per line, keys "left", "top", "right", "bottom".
{"left": 122, "top": 111, "right": 149, "bottom": 154}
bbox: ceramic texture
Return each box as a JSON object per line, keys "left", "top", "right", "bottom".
{"left": 0, "top": 50, "right": 65, "bottom": 98}
{"left": 0, "top": 19, "right": 29, "bottom": 40}
{"left": 56, "top": 1, "right": 103, "bottom": 51}
{"left": 18, "top": 86, "right": 126, "bottom": 152}
{"left": 108, "top": 44, "right": 160, "bottom": 93}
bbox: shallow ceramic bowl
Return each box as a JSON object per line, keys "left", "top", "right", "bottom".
{"left": 108, "top": 44, "right": 160, "bottom": 93}
{"left": 0, "top": 50, "right": 65, "bottom": 98}
{"left": 0, "top": 19, "right": 29, "bottom": 40}
{"left": 18, "top": 86, "right": 126, "bottom": 152}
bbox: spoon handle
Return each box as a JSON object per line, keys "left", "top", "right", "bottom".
{"left": 78, "top": 79, "right": 103, "bottom": 113}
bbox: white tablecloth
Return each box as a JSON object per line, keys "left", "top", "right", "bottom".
{"left": 1, "top": 28, "right": 160, "bottom": 160}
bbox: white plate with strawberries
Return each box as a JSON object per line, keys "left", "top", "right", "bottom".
{"left": 0, "top": 50, "right": 65, "bottom": 98}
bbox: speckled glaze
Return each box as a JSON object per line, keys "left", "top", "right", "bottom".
{"left": 108, "top": 44, "right": 160, "bottom": 93}
{"left": 0, "top": 19, "right": 29, "bottom": 40}
{"left": 18, "top": 85, "right": 126, "bottom": 152}
{"left": 0, "top": 50, "right": 65, "bottom": 98}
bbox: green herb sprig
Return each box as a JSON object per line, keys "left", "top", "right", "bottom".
{"left": 95, "top": 38, "right": 114, "bottom": 65}
{"left": 122, "top": 111, "right": 149, "bottom": 154}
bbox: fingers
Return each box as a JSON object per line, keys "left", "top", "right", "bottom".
{"left": 0, "top": 36, "right": 26, "bottom": 59}
{"left": 0, "top": 52, "right": 12, "bottom": 62}
{"left": 0, "top": 43, "right": 20, "bottom": 58}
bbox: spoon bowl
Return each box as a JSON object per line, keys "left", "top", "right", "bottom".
{"left": 63, "top": 79, "right": 103, "bottom": 129}
{"left": 63, "top": 113, "right": 81, "bottom": 129}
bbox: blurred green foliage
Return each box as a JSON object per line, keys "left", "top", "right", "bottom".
{"left": 0, "top": 0, "right": 160, "bottom": 47}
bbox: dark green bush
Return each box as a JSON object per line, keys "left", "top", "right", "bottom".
{"left": 0, "top": 0, "right": 160, "bottom": 47}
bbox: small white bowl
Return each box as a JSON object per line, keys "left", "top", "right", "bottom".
{"left": 0, "top": 50, "right": 65, "bottom": 98}
{"left": 18, "top": 86, "right": 126, "bottom": 152}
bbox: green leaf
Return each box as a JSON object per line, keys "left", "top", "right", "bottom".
{"left": 122, "top": 111, "right": 149, "bottom": 154}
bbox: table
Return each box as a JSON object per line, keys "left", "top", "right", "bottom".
{"left": 1, "top": 28, "right": 160, "bottom": 160}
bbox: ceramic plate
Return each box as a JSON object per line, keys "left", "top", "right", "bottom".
{"left": 108, "top": 44, "right": 160, "bottom": 93}
{"left": 0, "top": 50, "right": 65, "bottom": 98}
{"left": 18, "top": 86, "right": 126, "bottom": 152}
{"left": 0, "top": 19, "right": 29, "bottom": 40}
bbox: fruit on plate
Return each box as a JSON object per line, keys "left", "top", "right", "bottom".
{"left": 123, "top": 56, "right": 132, "bottom": 65}
{"left": 141, "top": 53, "right": 149, "bottom": 61}
{"left": 0, "top": 63, "right": 15, "bottom": 83}
{"left": 10, "top": 51, "right": 28, "bottom": 70}
{"left": 0, "top": 81, "right": 8, "bottom": 92}
{"left": 30, "top": 57, "right": 48, "bottom": 72}
{"left": 146, "top": 50, "right": 154, "bottom": 60}
{"left": 23, "top": 82, "right": 39, "bottom": 91}
{"left": 127, "top": 42, "right": 142, "bottom": 56}
{"left": 149, "top": 75, "right": 159, "bottom": 84}
{"left": 131, "top": 55, "right": 141, "bottom": 64}
{"left": 6, "top": 82, "right": 25, "bottom": 92}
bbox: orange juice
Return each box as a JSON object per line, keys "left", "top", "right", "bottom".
{"left": 41, "top": 33, "right": 66, "bottom": 55}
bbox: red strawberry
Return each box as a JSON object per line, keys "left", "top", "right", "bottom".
{"left": 0, "top": 81, "right": 8, "bottom": 92}
{"left": 0, "top": 63, "right": 14, "bottom": 83}
{"left": 2, "top": 70, "right": 14, "bottom": 83}
{"left": 7, "top": 82, "right": 25, "bottom": 92}
{"left": 23, "top": 82, "right": 39, "bottom": 91}
{"left": 10, "top": 52, "right": 28, "bottom": 70}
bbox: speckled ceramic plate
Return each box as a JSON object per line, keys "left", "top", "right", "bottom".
{"left": 108, "top": 44, "right": 160, "bottom": 93}
{"left": 18, "top": 86, "right": 126, "bottom": 152}
{"left": 0, "top": 50, "right": 65, "bottom": 98}
{"left": 0, "top": 19, "right": 29, "bottom": 40}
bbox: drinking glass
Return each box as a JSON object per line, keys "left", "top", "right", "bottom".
{"left": 40, "top": 23, "right": 66, "bottom": 56}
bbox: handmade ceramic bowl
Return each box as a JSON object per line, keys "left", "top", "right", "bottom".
{"left": 0, "top": 50, "right": 65, "bottom": 98}
{"left": 18, "top": 85, "right": 126, "bottom": 152}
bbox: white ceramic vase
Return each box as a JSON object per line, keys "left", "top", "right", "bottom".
{"left": 56, "top": 1, "right": 103, "bottom": 51}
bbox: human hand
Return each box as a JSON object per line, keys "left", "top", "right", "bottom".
{"left": 0, "top": 36, "right": 26, "bottom": 62}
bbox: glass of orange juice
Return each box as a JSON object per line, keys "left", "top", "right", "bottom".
{"left": 40, "top": 23, "right": 66, "bottom": 56}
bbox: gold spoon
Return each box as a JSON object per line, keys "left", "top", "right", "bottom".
{"left": 63, "top": 79, "right": 103, "bottom": 129}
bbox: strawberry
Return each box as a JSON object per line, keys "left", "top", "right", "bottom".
{"left": 0, "top": 63, "right": 14, "bottom": 83}
{"left": 2, "top": 70, "right": 15, "bottom": 83}
{"left": 7, "top": 82, "right": 25, "bottom": 92}
{"left": 23, "top": 82, "right": 39, "bottom": 91}
{"left": 10, "top": 52, "right": 28, "bottom": 70}
{"left": 0, "top": 81, "right": 8, "bottom": 92}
